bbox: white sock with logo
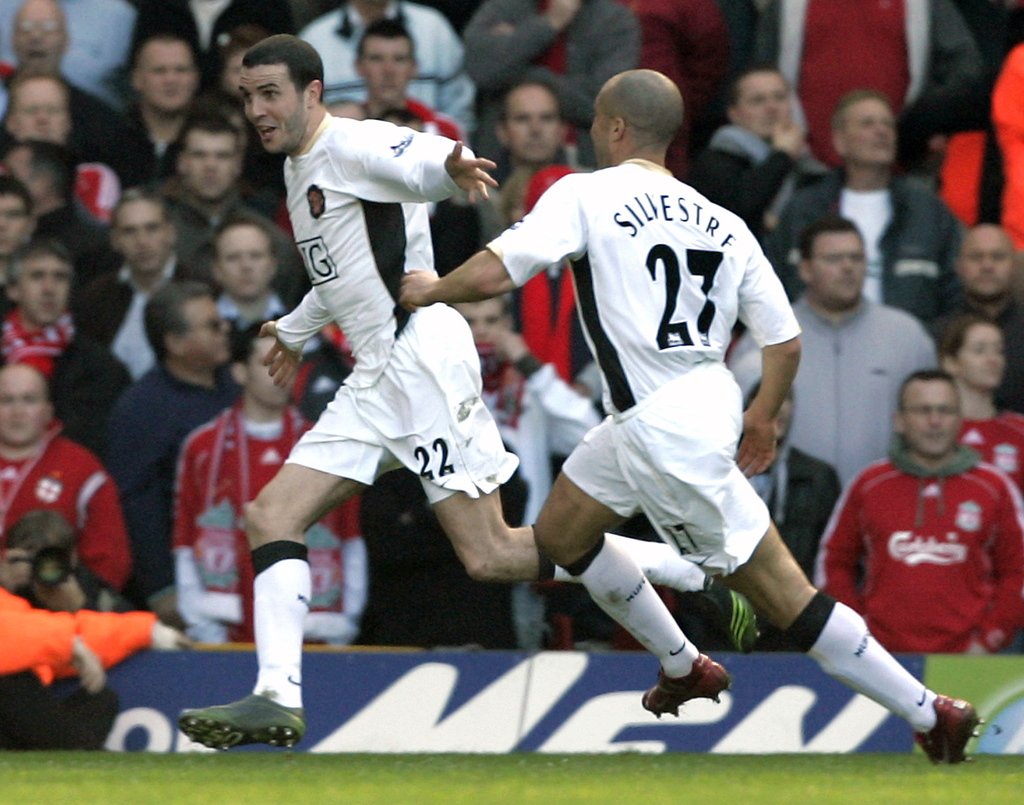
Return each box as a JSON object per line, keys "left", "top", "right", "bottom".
{"left": 554, "top": 533, "right": 707, "bottom": 592}
{"left": 809, "top": 601, "right": 937, "bottom": 731}
{"left": 575, "top": 536, "right": 699, "bottom": 677}
{"left": 252, "top": 558, "right": 310, "bottom": 709}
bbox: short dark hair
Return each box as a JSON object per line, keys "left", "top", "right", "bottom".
{"left": 357, "top": 18, "right": 415, "bottom": 60}
{"left": 500, "top": 78, "right": 563, "bottom": 121}
{"left": 8, "top": 510, "right": 74, "bottom": 554}
{"left": 727, "top": 64, "right": 787, "bottom": 107}
{"left": 7, "top": 140, "right": 76, "bottom": 202}
{"left": 177, "top": 110, "right": 243, "bottom": 152}
{"left": 213, "top": 213, "right": 277, "bottom": 259}
{"left": 0, "top": 174, "right": 32, "bottom": 215}
{"left": 798, "top": 215, "right": 863, "bottom": 261}
{"left": 144, "top": 280, "right": 215, "bottom": 364}
{"left": 938, "top": 314, "right": 1002, "bottom": 360}
{"left": 229, "top": 321, "right": 267, "bottom": 365}
{"left": 897, "top": 369, "right": 958, "bottom": 410}
{"left": 8, "top": 238, "right": 73, "bottom": 285}
{"left": 131, "top": 32, "right": 198, "bottom": 70}
{"left": 242, "top": 34, "right": 323, "bottom": 94}
{"left": 111, "top": 187, "right": 170, "bottom": 229}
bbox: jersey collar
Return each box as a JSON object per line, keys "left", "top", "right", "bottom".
{"left": 621, "top": 158, "right": 673, "bottom": 176}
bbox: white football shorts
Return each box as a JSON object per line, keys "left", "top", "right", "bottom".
{"left": 288, "top": 303, "right": 518, "bottom": 503}
{"left": 562, "top": 361, "right": 770, "bottom": 574}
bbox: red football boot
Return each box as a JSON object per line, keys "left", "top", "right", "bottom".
{"left": 915, "top": 695, "right": 981, "bottom": 764}
{"left": 641, "top": 654, "right": 731, "bottom": 718}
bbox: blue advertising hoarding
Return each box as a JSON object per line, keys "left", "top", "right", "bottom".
{"left": 100, "top": 649, "right": 918, "bottom": 754}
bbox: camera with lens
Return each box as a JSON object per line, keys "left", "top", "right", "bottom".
{"left": 31, "top": 545, "right": 74, "bottom": 587}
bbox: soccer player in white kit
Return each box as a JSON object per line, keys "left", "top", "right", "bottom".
{"left": 177, "top": 36, "right": 752, "bottom": 750}
{"left": 401, "top": 69, "right": 980, "bottom": 763}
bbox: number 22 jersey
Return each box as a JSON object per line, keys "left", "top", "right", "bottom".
{"left": 489, "top": 159, "right": 801, "bottom": 414}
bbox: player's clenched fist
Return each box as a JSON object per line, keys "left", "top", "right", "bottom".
{"left": 400, "top": 270, "right": 440, "bottom": 311}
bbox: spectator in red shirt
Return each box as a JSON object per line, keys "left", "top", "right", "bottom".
{"left": 816, "top": 368, "right": 1024, "bottom": 653}
{"left": 0, "top": 362, "right": 131, "bottom": 591}
{"left": 940, "top": 314, "right": 1024, "bottom": 493}
{"left": 173, "top": 325, "right": 366, "bottom": 644}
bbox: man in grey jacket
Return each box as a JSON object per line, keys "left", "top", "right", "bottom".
{"left": 731, "top": 215, "right": 937, "bottom": 487}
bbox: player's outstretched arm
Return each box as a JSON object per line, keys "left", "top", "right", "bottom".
{"left": 737, "top": 335, "right": 801, "bottom": 477}
{"left": 259, "top": 320, "right": 302, "bottom": 388}
{"left": 445, "top": 141, "right": 498, "bottom": 202}
{"left": 400, "top": 249, "right": 516, "bottom": 311}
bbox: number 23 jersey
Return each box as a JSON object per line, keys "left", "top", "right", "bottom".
{"left": 490, "top": 160, "right": 800, "bottom": 414}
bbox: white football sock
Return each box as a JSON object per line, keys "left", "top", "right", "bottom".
{"left": 554, "top": 533, "right": 707, "bottom": 592}
{"left": 809, "top": 601, "right": 936, "bottom": 731}
{"left": 576, "top": 537, "right": 698, "bottom": 677}
{"left": 252, "top": 558, "right": 310, "bottom": 709}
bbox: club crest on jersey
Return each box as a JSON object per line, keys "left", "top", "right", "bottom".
{"left": 390, "top": 133, "right": 413, "bottom": 157}
{"left": 955, "top": 501, "right": 981, "bottom": 532}
{"left": 307, "top": 185, "right": 326, "bottom": 219}
{"left": 994, "top": 443, "right": 1019, "bottom": 473}
{"left": 35, "top": 474, "right": 63, "bottom": 503}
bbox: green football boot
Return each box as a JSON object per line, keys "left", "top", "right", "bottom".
{"left": 696, "top": 578, "right": 760, "bottom": 653}
{"left": 178, "top": 694, "right": 306, "bottom": 750}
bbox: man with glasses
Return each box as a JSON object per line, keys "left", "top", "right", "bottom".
{"left": 105, "top": 280, "right": 238, "bottom": 624}
{"left": 730, "top": 215, "right": 937, "bottom": 487}
{"left": 816, "top": 368, "right": 1024, "bottom": 654}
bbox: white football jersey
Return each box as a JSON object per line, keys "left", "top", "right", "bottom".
{"left": 490, "top": 160, "right": 800, "bottom": 414}
{"left": 274, "top": 115, "right": 460, "bottom": 387}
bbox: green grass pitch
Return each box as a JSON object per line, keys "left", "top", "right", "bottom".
{"left": 2, "top": 753, "right": 1022, "bottom": 804}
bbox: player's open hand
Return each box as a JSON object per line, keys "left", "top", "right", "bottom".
{"left": 400, "top": 270, "right": 439, "bottom": 311}
{"left": 445, "top": 141, "right": 498, "bottom": 203}
{"left": 260, "top": 320, "right": 301, "bottom": 387}
{"left": 737, "top": 410, "right": 778, "bottom": 477}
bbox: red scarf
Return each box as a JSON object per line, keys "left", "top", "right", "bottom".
{"left": 1, "top": 310, "right": 74, "bottom": 378}
{"left": 478, "top": 344, "right": 527, "bottom": 429}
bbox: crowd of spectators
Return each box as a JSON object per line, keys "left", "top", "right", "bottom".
{"left": 0, "top": 0, "right": 1022, "bottom": 659}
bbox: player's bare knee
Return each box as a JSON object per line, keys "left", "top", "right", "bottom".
{"left": 241, "top": 499, "right": 271, "bottom": 547}
{"left": 458, "top": 547, "right": 504, "bottom": 582}
{"left": 242, "top": 496, "right": 299, "bottom": 547}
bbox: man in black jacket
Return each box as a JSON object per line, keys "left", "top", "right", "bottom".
{"left": 688, "top": 66, "right": 825, "bottom": 240}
